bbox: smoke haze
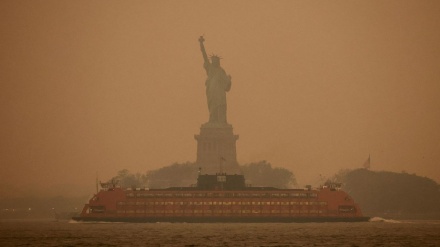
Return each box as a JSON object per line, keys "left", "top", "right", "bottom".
{"left": 1, "top": 0, "right": 439, "bottom": 197}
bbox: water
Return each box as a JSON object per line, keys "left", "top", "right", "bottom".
{"left": 0, "top": 218, "right": 439, "bottom": 246}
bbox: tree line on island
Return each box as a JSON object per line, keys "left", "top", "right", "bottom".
{"left": 332, "top": 168, "right": 440, "bottom": 219}
{"left": 109, "top": 160, "right": 297, "bottom": 189}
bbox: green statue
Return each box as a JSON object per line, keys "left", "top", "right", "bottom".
{"left": 199, "top": 36, "right": 232, "bottom": 124}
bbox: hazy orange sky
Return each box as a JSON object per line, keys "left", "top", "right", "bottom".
{"left": 1, "top": 1, "right": 439, "bottom": 196}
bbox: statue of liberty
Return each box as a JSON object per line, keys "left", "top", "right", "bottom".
{"left": 198, "top": 36, "right": 232, "bottom": 124}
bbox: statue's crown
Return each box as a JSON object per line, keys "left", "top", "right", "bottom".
{"left": 210, "top": 54, "right": 222, "bottom": 60}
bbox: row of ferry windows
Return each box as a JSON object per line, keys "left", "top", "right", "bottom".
{"left": 117, "top": 209, "right": 326, "bottom": 214}
{"left": 118, "top": 201, "right": 327, "bottom": 206}
{"left": 127, "top": 193, "right": 317, "bottom": 198}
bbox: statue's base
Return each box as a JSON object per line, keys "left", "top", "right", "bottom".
{"left": 195, "top": 122, "right": 240, "bottom": 174}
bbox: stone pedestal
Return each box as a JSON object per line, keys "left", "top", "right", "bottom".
{"left": 194, "top": 123, "right": 240, "bottom": 174}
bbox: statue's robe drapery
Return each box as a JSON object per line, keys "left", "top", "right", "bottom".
{"left": 204, "top": 62, "right": 231, "bottom": 123}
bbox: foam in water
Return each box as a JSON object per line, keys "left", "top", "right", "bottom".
{"left": 369, "top": 217, "right": 401, "bottom": 223}
{"left": 68, "top": 220, "right": 123, "bottom": 224}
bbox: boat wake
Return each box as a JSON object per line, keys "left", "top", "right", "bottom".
{"left": 369, "top": 217, "right": 401, "bottom": 223}
{"left": 68, "top": 220, "right": 123, "bottom": 224}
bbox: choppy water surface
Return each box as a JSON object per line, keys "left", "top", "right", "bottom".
{"left": 0, "top": 218, "right": 439, "bottom": 246}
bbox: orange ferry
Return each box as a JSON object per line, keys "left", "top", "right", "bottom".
{"left": 73, "top": 173, "right": 369, "bottom": 222}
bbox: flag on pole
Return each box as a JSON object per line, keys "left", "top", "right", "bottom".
{"left": 363, "top": 155, "right": 371, "bottom": 170}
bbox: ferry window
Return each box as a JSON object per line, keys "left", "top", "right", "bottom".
{"left": 136, "top": 202, "right": 145, "bottom": 205}
{"left": 290, "top": 193, "right": 300, "bottom": 197}
{"left": 280, "top": 193, "right": 288, "bottom": 197}
{"left": 309, "top": 193, "right": 318, "bottom": 197}
{"left": 290, "top": 201, "right": 299, "bottom": 205}
{"left": 271, "top": 193, "right": 279, "bottom": 197}
{"left": 223, "top": 202, "right": 231, "bottom": 205}
{"left": 300, "top": 201, "right": 309, "bottom": 205}
{"left": 90, "top": 206, "right": 105, "bottom": 213}
{"left": 299, "top": 193, "right": 307, "bottom": 197}
{"left": 319, "top": 202, "right": 327, "bottom": 205}
{"left": 338, "top": 206, "right": 355, "bottom": 212}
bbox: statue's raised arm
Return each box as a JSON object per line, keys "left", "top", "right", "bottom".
{"left": 199, "top": 36, "right": 210, "bottom": 66}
